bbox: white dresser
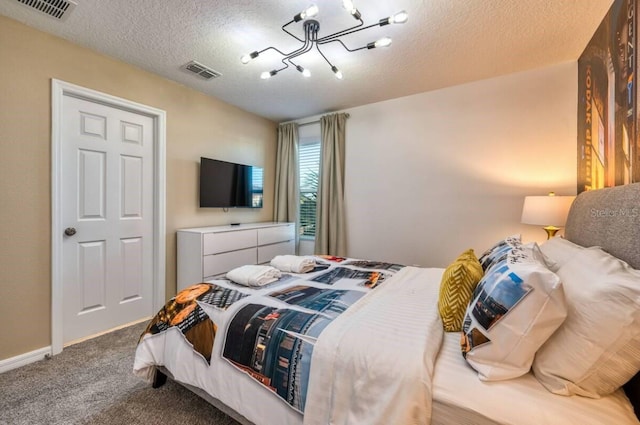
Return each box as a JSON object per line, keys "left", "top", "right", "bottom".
{"left": 176, "top": 222, "right": 296, "bottom": 291}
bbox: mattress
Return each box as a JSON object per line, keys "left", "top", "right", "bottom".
{"left": 432, "top": 332, "right": 640, "bottom": 425}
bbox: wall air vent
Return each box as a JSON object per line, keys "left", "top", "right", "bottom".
{"left": 181, "top": 61, "right": 222, "bottom": 80}
{"left": 13, "top": 0, "right": 77, "bottom": 21}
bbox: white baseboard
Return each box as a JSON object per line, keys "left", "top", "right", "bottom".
{"left": 0, "top": 346, "right": 51, "bottom": 373}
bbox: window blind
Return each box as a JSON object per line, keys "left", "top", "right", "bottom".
{"left": 299, "top": 139, "right": 320, "bottom": 237}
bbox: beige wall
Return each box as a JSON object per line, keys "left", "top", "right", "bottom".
{"left": 342, "top": 62, "right": 577, "bottom": 267}
{"left": 0, "top": 16, "right": 277, "bottom": 360}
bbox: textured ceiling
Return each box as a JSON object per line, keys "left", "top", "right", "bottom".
{"left": 0, "top": 0, "right": 613, "bottom": 122}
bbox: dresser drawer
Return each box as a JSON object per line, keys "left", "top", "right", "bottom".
{"left": 178, "top": 223, "right": 296, "bottom": 291}
{"left": 258, "top": 240, "right": 295, "bottom": 264}
{"left": 203, "top": 247, "right": 257, "bottom": 278}
{"left": 203, "top": 229, "right": 257, "bottom": 255}
{"left": 257, "top": 224, "right": 295, "bottom": 246}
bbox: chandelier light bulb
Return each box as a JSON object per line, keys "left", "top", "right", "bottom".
{"left": 374, "top": 37, "right": 392, "bottom": 48}
{"left": 342, "top": 0, "right": 361, "bottom": 19}
{"left": 296, "top": 65, "right": 311, "bottom": 77}
{"left": 301, "top": 4, "right": 319, "bottom": 19}
{"left": 342, "top": 0, "right": 356, "bottom": 14}
{"left": 389, "top": 10, "right": 408, "bottom": 24}
{"left": 240, "top": 51, "right": 259, "bottom": 64}
{"left": 261, "top": 70, "right": 277, "bottom": 79}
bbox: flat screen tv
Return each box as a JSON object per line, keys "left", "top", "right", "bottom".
{"left": 199, "top": 157, "right": 263, "bottom": 208}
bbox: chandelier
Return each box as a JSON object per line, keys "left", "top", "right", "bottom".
{"left": 241, "top": 1, "right": 408, "bottom": 80}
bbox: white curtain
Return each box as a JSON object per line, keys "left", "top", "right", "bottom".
{"left": 274, "top": 123, "right": 300, "bottom": 249}
{"left": 314, "top": 113, "right": 348, "bottom": 256}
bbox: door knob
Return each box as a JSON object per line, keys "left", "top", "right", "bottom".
{"left": 64, "top": 227, "right": 77, "bottom": 236}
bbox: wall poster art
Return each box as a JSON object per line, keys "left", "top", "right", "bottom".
{"left": 578, "top": 0, "right": 639, "bottom": 193}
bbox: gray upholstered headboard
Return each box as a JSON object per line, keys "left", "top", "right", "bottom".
{"left": 564, "top": 182, "right": 640, "bottom": 269}
{"left": 564, "top": 182, "right": 640, "bottom": 418}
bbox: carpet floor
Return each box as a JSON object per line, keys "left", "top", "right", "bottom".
{"left": 0, "top": 322, "right": 240, "bottom": 425}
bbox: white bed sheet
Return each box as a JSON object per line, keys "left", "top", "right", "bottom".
{"left": 432, "top": 332, "right": 640, "bottom": 425}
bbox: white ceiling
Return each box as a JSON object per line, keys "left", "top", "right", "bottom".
{"left": 0, "top": 0, "right": 613, "bottom": 122}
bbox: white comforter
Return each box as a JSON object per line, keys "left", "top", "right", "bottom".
{"left": 304, "top": 267, "right": 445, "bottom": 425}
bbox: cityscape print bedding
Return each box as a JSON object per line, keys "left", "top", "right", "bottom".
{"left": 135, "top": 256, "right": 410, "bottom": 417}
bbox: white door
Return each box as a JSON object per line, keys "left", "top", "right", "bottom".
{"left": 60, "top": 94, "right": 155, "bottom": 344}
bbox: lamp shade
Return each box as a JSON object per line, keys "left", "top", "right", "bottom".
{"left": 521, "top": 194, "right": 575, "bottom": 227}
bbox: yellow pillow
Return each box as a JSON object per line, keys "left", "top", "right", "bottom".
{"left": 438, "top": 249, "right": 483, "bottom": 332}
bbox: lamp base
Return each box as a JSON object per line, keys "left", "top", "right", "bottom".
{"left": 543, "top": 226, "right": 560, "bottom": 240}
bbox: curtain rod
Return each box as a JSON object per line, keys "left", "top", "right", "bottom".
{"left": 295, "top": 113, "right": 350, "bottom": 127}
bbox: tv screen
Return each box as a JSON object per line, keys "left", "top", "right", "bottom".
{"left": 199, "top": 157, "right": 263, "bottom": 208}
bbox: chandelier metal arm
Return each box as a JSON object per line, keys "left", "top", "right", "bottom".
{"left": 285, "top": 23, "right": 315, "bottom": 60}
{"left": 282, "top": 20, "right": 305, "bottom": 43}
{"left": 318, "top": 38, "right": 367, "bottom": 53}
{"left": 256, "top": 46, "right": 293, "bottom": 57}
{"left": 315, "top": 43, "right": 336, "bottom": 69}
{"left": 285, "top": 42, "right": 313, "bottom": 62}
{"left": 317, "top": 21, "right": 380, "bottom": 43}
{"left": 314, "top": 18, "right": 364, "bottom": 43}
{"left": 279, "top": 19, "right": 317, "bottom": 60}
{"left": 263, "top": 25, "right": 313, "bottom": 62}
{"left": 278, "top": 61, "right": 290, "bottom": 72}
{"left": 286, "top": 38, "right": 311, "bottom": 59}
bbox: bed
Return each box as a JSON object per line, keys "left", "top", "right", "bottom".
{"left": 134, "top": 182, "right": 640, "bottom": 425}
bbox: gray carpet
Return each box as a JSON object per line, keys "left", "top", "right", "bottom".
{"left": 0, "top": 322, "right": 240, "bottom": 425}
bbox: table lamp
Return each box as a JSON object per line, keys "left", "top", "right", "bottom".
{"left": 521, "top": 192, "right": 575, "bottom": 239}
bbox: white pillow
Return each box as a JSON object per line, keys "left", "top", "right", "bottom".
{"left": 532, "top": 247, "right": 640, "bottom": 397}
{"left": 539, "top": 237, "right": 587, "bottom": 271}
{"left": 461, "top": 243, "right": 567, "bottom": 381}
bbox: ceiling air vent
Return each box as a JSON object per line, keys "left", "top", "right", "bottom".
{"left": 181, "top": 61, "right": 222, "bottom": 81}
{"left": 13, "top": 0, "right": 77, "bottom": 21}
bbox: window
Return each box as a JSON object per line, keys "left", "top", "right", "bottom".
{"left": 251, "top": 166, "right": 264, "bottom": 208}
{"left": 299, "top": 137, "right": 320, "bottom": 238}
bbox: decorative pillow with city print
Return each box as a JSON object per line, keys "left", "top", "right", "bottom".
{"left": 478, "top": 234, "right": 522, "bottom": 272}
{"left": 461, "top": 243, "right": 567, "bottom": 381}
